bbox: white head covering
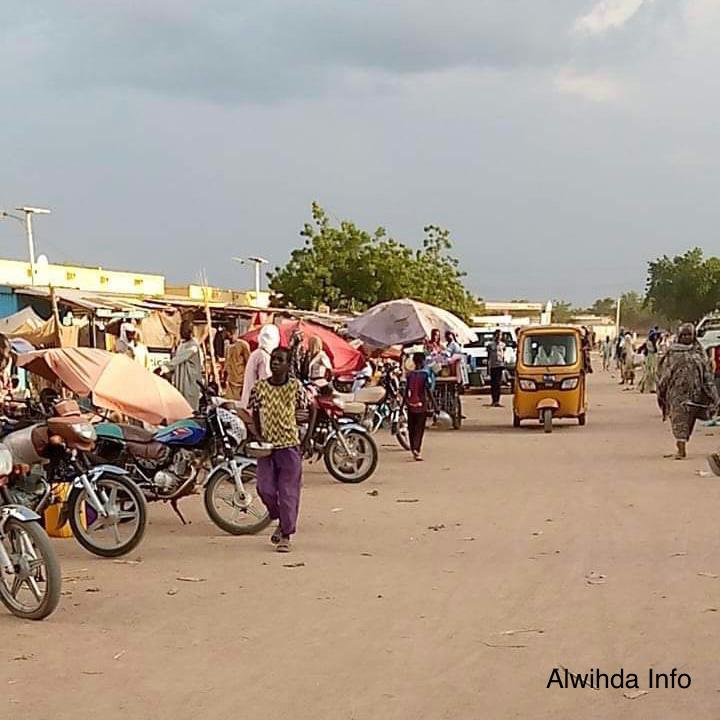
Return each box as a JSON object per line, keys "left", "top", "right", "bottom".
{"left": 258, "top": 324, "right": 280, "bottom": 353}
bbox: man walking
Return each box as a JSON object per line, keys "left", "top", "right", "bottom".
{"left": 249, "top": 347, "right": 313, "bottom": 553}
{"left": 487, "top": 330, "right": 505, "bottom": 407}
{"left": 602, "top": 337, "right": 613, "bottom": 371}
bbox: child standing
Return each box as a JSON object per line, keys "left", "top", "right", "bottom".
{"left": 249, "top": 347, "right": 313, "bottom": 553}
{"left": 402, "top": 352, "right": 438, "bottom": 461}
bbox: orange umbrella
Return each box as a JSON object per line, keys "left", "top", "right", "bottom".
{"left": 17, "top": 348, "right": 193, "bottom": 426}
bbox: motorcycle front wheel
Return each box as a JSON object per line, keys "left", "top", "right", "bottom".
{"left": 324, "top": 429, "right": 378, "bottom": 483}
{"left": 0, "top": 519, "right": 61, "bottom": 621}
{"left": 204, "top": 465, "right": 271, "bottom": 535}
{"left": 68, "top": 474, "right": 147, "bottom": 558}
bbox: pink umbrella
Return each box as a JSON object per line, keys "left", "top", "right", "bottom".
{"left": 17, "top": 348, "right": 193, "bottom": 425}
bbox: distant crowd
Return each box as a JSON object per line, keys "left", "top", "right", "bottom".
{"left": 600, "top": 325, "right": 719, "bottom": 461}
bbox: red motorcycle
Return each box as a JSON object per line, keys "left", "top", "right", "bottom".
{"left": 303, "top": 384, "right": 378, "bottom": 483}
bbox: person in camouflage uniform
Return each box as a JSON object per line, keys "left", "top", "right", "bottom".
{"left": 657, "top": 323, "right": 718, "bottom": 459}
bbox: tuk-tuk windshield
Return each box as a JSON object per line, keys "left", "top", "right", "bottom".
{"left": 523, "top": 334, "right": 578, "bottom": 366}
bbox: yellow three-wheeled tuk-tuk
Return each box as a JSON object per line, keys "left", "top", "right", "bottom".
{"left": 512, "top": 325, "right": 588, "bottom": 432}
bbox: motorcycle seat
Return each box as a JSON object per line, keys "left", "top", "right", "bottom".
{"left": 341, "top": 401, "right": 366, "bottom": 416}
{"left": 2, "top": 424, "right": 50, "bottom": 465}
{"left": 125, "top": 440, "right": 167, "bottom": 461}
{"left": 354, "top": 386, "right": 385, "bottom": 404}
{"left": 118, "top": 425, "right": 156, "bottom": 444}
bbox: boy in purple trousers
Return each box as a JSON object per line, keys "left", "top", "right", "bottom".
{"left": 249, "top": 346, "right": 313, "bottom": 553}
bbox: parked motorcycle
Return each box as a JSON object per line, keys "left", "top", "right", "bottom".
{"left": 92, "top": 385, "right": 270, "bottom": 535}
{"left": 0, "top": 443, "right": 61, "bottom": 620}
{"left": 304, "top": 383, "right": 379, "bottom": 483}
{"left": 333, "top": 364, "right": 373, "bottom": 395}
{"left": 334, "top": 363, "right": 410, "bottom": 451}
{"left": 3, "top": 400, "right": 147, "bottom": 558}
{"left": 368, "top": 362, "right": 410, "bottom": 450}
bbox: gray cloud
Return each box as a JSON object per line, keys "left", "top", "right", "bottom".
{"left": 0, "top": 1, "right": 717, "bottom": 306}
{"left": 0, "top": 1, "right": 678, "bottom": 103}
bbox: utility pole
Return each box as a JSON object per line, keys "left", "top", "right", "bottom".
{"left": 247, "top": 256, "right": 268, "bottom": 305}
{"left": 615, "top": 295, "right": 622, "bottom": 337}
{"left": 232, "top": 256, "right": 269, "bottom": 306}
{"left": 3, "top": 207, "right": 51, "bottom": 286}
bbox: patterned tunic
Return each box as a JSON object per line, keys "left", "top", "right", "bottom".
{"left": 248, "top": 378, "right": 308, "bottom": 448}
{"left": 657, "top": 343, "right": 719, "bottom": 441}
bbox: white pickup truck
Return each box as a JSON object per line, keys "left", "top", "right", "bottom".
{"left": 464, "top": 327, "right": 517, "bottom": 387}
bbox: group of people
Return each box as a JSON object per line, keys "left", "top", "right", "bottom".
{"left": 151, "top": 322, "right": 334, "bottom": 414}
{"left": 113, "top": 320, "right": 466, "bottom": 550}
{"left": 600, "top": 327, "right": 670, "bottom": 392}
{"left": 601, "top": 324, "right": 719, "bottom": 460}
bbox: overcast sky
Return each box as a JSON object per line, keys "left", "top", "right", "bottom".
{"left": 0, "top": 0, "right": 718, "bottom": 304}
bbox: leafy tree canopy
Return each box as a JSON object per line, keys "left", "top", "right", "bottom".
{"left": 559, "top": 292, "right": 665, "bottom": 331}
{"left": 645, "top": 248, "right": 720, "bottom": 323}
{"left": 586, "top": 297, "right": 616, "bottom": 316}
{"left": 551, "top": 300, "right": 574, "bottom": 323}
{"left": 269, "top": 202, "right": 476, "bottom": 319}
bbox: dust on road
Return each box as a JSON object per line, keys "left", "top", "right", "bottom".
{"left": 3, "top": 370, "right": 720, "bottom": 719}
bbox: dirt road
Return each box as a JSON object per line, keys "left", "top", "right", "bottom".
{"left": 4, "top": 369, "right": 720, "bottom": 719}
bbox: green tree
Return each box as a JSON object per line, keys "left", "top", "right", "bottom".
{"left": 618, "top": 291, "right": 656, "bottom": 331}
{"left": 586, "top": 297, "right": 616, "bottom": 316}
{"left": 645, "top": 248, "right": 720, "bottom": 322}
{"left": 551, "top": 300, "right": 575, "bottom": 323}
{"left": 584, "top": 293, "right": 666, "bottom": 331}
{"left": 269, "top": 203, "right": 475, "bottom": 319}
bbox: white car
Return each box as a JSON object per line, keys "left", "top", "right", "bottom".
{"left": 697, "top": 315, "right": 720, "bottom": 351}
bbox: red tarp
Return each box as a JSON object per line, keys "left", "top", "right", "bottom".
{"left": 242, "top": 320, "right": 364, "bottom": 375}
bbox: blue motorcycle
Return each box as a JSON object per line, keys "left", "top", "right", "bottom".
{"left": 92, "top": 387, "right": 270, "bottom": 535}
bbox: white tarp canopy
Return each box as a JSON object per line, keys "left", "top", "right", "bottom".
{"left": 346, "top": 298, "right": 476, "bottom": 347}
{"left": 0, "top": 306, "right": 46, "bottom": 335}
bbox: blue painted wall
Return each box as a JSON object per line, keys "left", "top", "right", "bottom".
{"left": 0, "top": 287, "right": 51, "bottom": 320}
{"left": 0, "top": 286, "right": 19, "bottom": 318}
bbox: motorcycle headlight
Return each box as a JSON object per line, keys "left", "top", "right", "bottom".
{"left": 72, "top": 423, "right": 97, "bottom": 443}
{"left": 519, "top": 379, "right": 537, "bottom": 391}
{"left": 560, "top": 378, "right": 579, "bottom": 390}
{"left": 0, "top": 445, "right": 12, "bottom": 476}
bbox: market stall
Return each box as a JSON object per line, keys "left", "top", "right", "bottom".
{"left": 432, "top": 374, "right": 463, "bottom": 430}
{"left": 347, "top": 299, "right": 474, "bottom": 429}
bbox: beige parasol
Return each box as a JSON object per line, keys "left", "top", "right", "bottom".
{"left": 17, "top": 348, "right": 193, "bottom": 426}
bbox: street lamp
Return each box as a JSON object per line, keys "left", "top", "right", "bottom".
{"left": 1, "top": 206, "right": 51, "bottom": 286}
{"left": 232, "top": 255, "right": 269, "bottom": 306}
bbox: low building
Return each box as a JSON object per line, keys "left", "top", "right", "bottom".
{"left": 569, "top": 314, "right": 616, "bottom": 343}
{"left": 0, "top": 257, "right": 165, "bottom": 296}
{"left": 165, "top": 284, "right": 270, "bottom": 308}
{"left": 0, "top": 257, "right": 271, "bottom": 319}
{"left": 473, "top": 300, "right": 551, "bottom": 327}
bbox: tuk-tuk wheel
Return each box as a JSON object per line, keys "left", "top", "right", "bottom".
{"left": 578, "top": 414, "right": 586, "bottom": 426}
{"left": 542, "top": 408, "right": 553, "bottom": 433}
{"left": 513, "top": 413, "right": 521, "bottom": 428}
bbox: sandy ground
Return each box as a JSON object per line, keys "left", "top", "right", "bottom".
{"left": 3, "top": 367, "right": 720, "bottom": 719}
